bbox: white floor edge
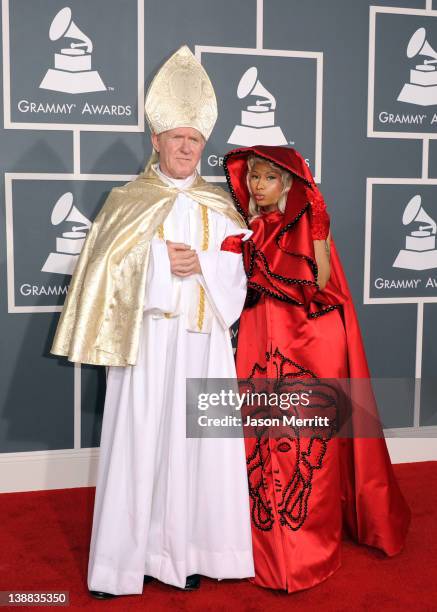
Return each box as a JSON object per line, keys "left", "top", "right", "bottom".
{"left": 0, "top": 439, "right": 435, "bottom": 493}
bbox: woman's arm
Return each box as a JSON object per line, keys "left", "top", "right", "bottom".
{"left": 309, "top": 183, "right": 331, "bottom": 290}
{"left": 313, "top": 230, "right": 331, "bottom": 290}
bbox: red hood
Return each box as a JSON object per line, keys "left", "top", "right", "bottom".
{"left": 223, "top": 145, "right": 316, "bottom": 224}
{"left": 223, "top": 145, "right": 348, "bottom": 316}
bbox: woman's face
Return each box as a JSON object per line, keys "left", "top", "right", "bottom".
{"left": 248, "top": 161, "right": 283, "bottom": 210}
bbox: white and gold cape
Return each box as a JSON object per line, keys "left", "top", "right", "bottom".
{"left": 50, "top": 163, "right": 245, "bottom": 366}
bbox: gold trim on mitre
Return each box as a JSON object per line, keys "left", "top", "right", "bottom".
{"left": 144, "top": 45, "right": 217, "bottom": 141}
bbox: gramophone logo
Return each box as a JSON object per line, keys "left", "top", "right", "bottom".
{"left": 41, "top": 192, "right": 91, "bottom": 275}
{"left": 228, "top": 67, "right": 287, "bottom": 146}
{"left": 393, "top": 195, "right": 437, "bottom": 271}
{"left": 397, "top": 27, "right": 437, "bottom": 106}
{"left": 39, "top": 7, "right": 106, "bottom": 94}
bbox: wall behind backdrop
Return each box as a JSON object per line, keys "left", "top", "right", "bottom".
{"left": 1, "top": 0, "right": 436, "bottom": 492}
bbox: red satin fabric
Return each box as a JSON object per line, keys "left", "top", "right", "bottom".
{"left": 223, "top": 146, "right": 411, "bottom": 593}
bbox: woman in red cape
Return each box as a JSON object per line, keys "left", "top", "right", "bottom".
{"left": 221, "top": 145, "right": 410, "bottom": 593}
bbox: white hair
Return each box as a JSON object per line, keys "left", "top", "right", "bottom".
{"left": 246, "top": 155, "right": 293, "bottom": 219}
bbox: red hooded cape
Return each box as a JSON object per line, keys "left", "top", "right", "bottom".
{"left": 222, "top": 145, "right": 410, "bottom": 592}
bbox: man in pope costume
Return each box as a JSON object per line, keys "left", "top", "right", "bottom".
{"left": 50, "top": 46, "right": 254, "bottom": 596}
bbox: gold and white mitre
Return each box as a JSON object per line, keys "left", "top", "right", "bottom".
{"left": 144, "top": 45, "right": 217, "bottom": 140}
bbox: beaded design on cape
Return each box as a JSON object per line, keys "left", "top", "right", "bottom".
{"left": 244, "top": 348, "right": 337, "bottom": 533}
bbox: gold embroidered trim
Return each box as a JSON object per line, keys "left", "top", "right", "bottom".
{"left": 197, "top": 205, "right": 209, "bottom": 331}
{"left": 156, "top": 223, "right": 170, "bottom": 316}
{"left": 198, "top": 286, "right": 206, "bottom": 330}
{"left": 201, "top": 204, "right": 209, "bottom": 251}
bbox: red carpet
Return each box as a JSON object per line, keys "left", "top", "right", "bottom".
{"left": 0, "top": 462, "right": 436, "bottom": 611}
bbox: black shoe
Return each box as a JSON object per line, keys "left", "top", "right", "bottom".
{"left": 143, "top": 575, "right": 154, "bottom": 584}
{"left": 89, "top": 590, "right": 117, "bottom": 599}
{"left": 184, "top": 574, "right": 201, "bottom": 590}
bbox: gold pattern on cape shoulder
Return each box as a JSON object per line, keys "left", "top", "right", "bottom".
{"left": 50, "top": 159, "right": 245, "bottom": 367}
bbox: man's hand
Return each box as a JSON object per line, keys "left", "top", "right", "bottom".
{"left": 166, "top": 241, "right": 201, "bottom": 277}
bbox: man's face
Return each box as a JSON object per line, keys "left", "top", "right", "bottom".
{"left": 151, "top": 127, "right": 205, "bottom": 179}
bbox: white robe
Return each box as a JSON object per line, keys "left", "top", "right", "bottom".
{"left": 87, "top": 168, "right": 254, "bottom": 595}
